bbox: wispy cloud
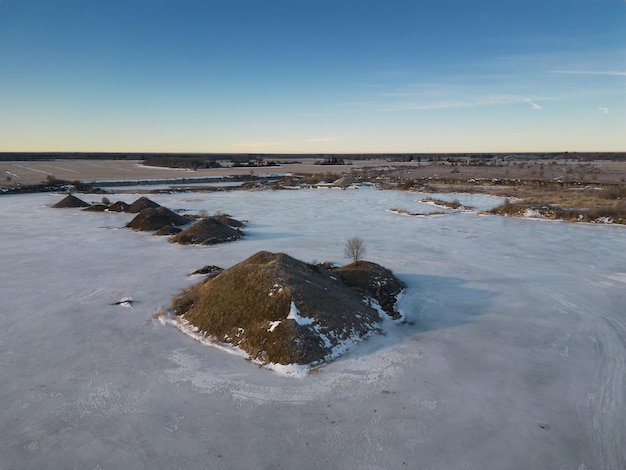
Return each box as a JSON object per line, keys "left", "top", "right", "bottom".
{"left": 552, "top": 70, "right": 626, "bottom": 77}
{"left": 379, "top": 94, "right": 550, "bottom": 112}
{"left": 598, "top": 106, "right": 609, "bottom": 114}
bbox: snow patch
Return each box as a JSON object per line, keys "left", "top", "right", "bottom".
{"left": 523, "top": 208, "right": 542, "bottom": 218}
{"left": 114, "top": 297, "right": 133, "bottom": 308}
{"left": 268, "top": 320, "right": 281, "bottom": 332}
{"left": 286, "top": 301, "right": 314, "bottom": 325}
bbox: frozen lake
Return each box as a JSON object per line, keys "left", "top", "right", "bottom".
{"left": 1, "top": 188, "right": 625, "bottom": 469}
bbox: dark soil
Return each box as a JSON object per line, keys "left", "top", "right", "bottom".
{"left": 334, "top": 261, "right": 406, "bottom": 319}
{"left": 173, "top": 251, "right": 404, "bottom": 366}
{"left": 169, "top": 217, "right": 243, "bottom": 245}
{"left": 52, "top": 194, "right": 90, "bottom": 208}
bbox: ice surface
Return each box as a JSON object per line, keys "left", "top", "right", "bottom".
{"left": 1, "top": 189, "right": 625, "bottom": 469}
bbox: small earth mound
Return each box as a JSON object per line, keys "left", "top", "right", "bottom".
{"left": 83, "top": 204, "right": 108, "bottom": 212}
{"left": 154, "top": 225, "right": 183, "bottom": 236}
{"left": 128, "top": 197, "right": 160, "bottom": 213}
{"left": 52, "top": 194, "right": 90, "bottom": 208}
{"left": 108, "top": 201, "right": 130, "bottom": 212}
{"left": 169, "top": 217, "right": 243, "bottom": 245}
{"left": 334, "top": 261, "right": 406, "bottom": 319}
{"left": 170, "top": 251, "right": 404, "bottom": 367}
{"left": 126, "top": 207, "right": 190, "bottom": 232}
{"left": 215, "top": 214, "right": 245, "bottom": 228}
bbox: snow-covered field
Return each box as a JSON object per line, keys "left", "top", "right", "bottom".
{"left": 1, "top": 188, "right": 625, "bottom": 469}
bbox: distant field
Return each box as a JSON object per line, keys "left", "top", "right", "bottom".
{"left": 0, "top": 159, "right": 413, "bottom": 188}
{"left": 2, "top": 158, "right": 626, "bottom": 188}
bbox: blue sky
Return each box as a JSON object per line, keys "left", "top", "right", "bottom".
{"left": 0, "top": 0, "right": 624, "bottom": 153}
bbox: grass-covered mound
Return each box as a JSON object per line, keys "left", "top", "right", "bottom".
{"left": 128, "top": 197, "right": 160, "bottom": 213}
{"left": 126, "top": 207, "right": 190, "bottom": 232}
{"left": 169, "top": 251, "right": 404, "bottom": 367}
{"left": 52, "top": 194, "right": 90, "bottom": 208}
{"left": 169, "top": 217, "right": 243, "bottom": 245}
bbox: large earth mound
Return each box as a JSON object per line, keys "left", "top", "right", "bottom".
{"left": 127, "top": 197, "right": 160, "bottom": 213}
{"left": 52, "top": 194, "right": 90, "bottom": 208}
{"left": 170, "top": 251, "right": 404, "bottom": 367}
{"left": 169, "top": 217, "right": 243, "bottom": 245}
{"left": 126, "top": 207, "right": 190, "bottom": 232}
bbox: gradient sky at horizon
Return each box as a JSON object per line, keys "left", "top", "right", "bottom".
{"left": 0, "top": 0, "right": 624, "bottom": 153}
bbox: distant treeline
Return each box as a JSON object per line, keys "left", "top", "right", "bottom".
{"left": 143, "top": 156, "right": 223, "bottom": 170}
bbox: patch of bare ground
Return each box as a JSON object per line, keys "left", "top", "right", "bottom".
{"left": 167, "top": 251, "right": 405, "bottom": 366}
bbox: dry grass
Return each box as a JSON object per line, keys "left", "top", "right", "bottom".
{"left": 420, "top": 197, "right": 467, "bottom": 210}
{"left": 396, "top": 177, "right": 626, "bottom": 224}
{"left": 484, "top": 183, "right": 626, "bottom": 223}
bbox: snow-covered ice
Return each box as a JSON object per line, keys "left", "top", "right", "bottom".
{"left": 1, "top": 188, "right": 625, "bottom": 469}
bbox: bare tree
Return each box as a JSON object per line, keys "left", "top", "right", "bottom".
{"left": 344, "top": 236, "right": 366, "bottom": 264}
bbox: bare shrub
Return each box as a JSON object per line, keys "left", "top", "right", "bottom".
{"left": 344, "top": 236, "right": 366, "bottom": 264}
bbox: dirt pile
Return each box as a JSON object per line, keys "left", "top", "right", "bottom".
{"left": 52, "top": 194, "right": 90, "bottom": 208}
{"left": 169, "top": 217, "right": 243, "bottom": 245}
{"left": 126, "top": 207, "right": 190, "bottom": 232}
{"left": 128, "top": 197, "right": 160, "bottom": 213}
{"left": 170, "top": 251, "right": 404, "bottom": 366}
{"left": 334, "top": 261, "right": 406, "bottom": 319}
{"left": 107, "top": 201, "right": 130, "bottom": 212}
